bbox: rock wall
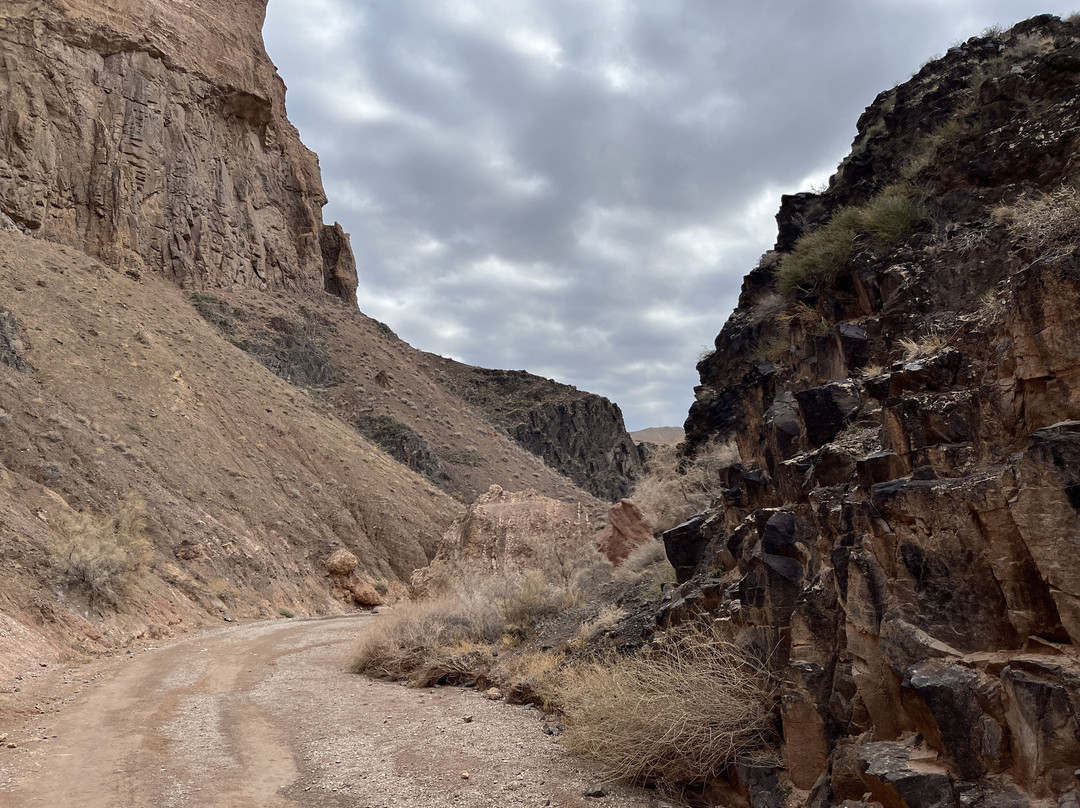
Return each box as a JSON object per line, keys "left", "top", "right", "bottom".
{"left": 432, "top": 362, "right": 644, "bottom": 501}
{"left": 670, "top": 16, "right": 1080, "bottom": 807}
{"left": 0, "top": 0, "right": 356, "bottom": 299}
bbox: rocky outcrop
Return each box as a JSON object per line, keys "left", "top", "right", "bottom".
{"left": 413, "top": 485, "right": 596, "bottom": 592}
{"left": 432, "top": 362, "right": 644, "bottom": 501}
{"left": 596, "top": 499, "right": 653, "bottom": 565}
{"left": 0, "top": 0, "right": 356, "bottom": 300}
{"left": 670, "top": 16, "right": 1080, "bottom": 807}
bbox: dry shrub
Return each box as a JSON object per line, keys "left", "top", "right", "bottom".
{"left": 350, "top": 594, "right": 498, "bottom": 686}
{"left": 994, "top": 185, "right": 1080, "bottom": 254}
{"left": 494, "top": 649, "right": 567, "bottom": 709}
{"left": 51, "top": 495, "right": 152, "bottom": 605}
{"left": 559, "top": 624, "right": 779, "bottom": 786}
{"left": 616, "top": 539, "right": 669, "bottom": 578}
{"left": 631, "top": 439, "right": 739, "bottom": 533}
{"left": 351, "top": 573, "right": 581, "bottom": 685}
{"left": 570, "top": 605, "right": 627, "bottom": 652}
{"left": 497, "top": 571, "right": 582, "bottom": 639}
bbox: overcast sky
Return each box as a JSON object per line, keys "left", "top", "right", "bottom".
{"left": 263, "top": 1, "right": 1071, "bottom": 431}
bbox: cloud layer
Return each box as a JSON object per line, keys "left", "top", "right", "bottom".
{"left": 264, "top": 1, "right": 1070, "bottom": 430}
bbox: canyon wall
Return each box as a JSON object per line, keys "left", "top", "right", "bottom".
{"left": 668, "top": 16, "right": 1080, "bottom": 807}
{"left": 432, "top": 362, "right": 644, "bottom": 502}
{"left": 0, "top": 0, "right": 356, "bottom": 299}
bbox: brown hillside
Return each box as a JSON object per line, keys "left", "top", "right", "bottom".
{"left": 192, "top": 289, "right": 610, "bottom": 514}
{"left": 0, "top": 227, "right": 460, "bottom": 663}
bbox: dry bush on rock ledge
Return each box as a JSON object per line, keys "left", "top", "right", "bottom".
{"left": 631, "top": 438, "right": 739, "bottom": 533}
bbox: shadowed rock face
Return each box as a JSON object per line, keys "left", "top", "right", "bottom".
{"left": 0, "top": 0, "right": 356, "bottom": 300}
{"left": 669, "top": 15, "right": 1080, "bottom": 806}
{"left": 431, "top": 362, "right": 644, "bottom": 502}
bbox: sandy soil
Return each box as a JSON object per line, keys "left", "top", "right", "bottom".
{"left": 0, "top": 615, "right": 665, "bottom": 808}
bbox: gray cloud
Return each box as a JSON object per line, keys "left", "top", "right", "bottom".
{"left": 264, "top": 0, "right": 1071, "bottom": 430}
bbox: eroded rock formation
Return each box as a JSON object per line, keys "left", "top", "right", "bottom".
{"left": 596, "top": 499, "right": 653, "bottom": 565}
{"left": 433, "top": 363, "right": 644, "bottom": 501}
{"left": 0, "top": 0, "right": 357, "bottom": 299}
{"left": 413, "top": 484, "right": 596, "bottom": 591}
{"left": 668, "top": 16, "right": 1080, "bottom": 807}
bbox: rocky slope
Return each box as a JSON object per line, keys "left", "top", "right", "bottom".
{"left": 432, "top": 362, "right": 644, "bottom": 501}
{"left": 0, "top": 226, "right": 458, "bottom": 666}
{"left": 667, "top": 15, "right": 1080, "bottom": 808}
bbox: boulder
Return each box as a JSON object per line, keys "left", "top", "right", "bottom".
{"left": 596, "top": 499, "right": 653, "bottom": 565}
{"left": 325, "top": 549, "right": 359, "bottom": 577}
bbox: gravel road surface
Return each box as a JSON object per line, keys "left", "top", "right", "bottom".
{"left": 0, "top": 615, "right": 664, "bottom": 807}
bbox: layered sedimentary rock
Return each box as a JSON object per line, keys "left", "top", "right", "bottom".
{"left": 0, "top": 0, "right": 356, "bottom": 299}
{"left": 669, "top": 16, "right": 1080, "bottom": 807}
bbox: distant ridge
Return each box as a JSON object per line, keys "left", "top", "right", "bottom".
{"left": 629, "top": 426, "right": 684, "bottom": 446}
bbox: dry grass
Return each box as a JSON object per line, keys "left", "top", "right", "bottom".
{"left": 351, "top": 572, "right": 582, "bottom": 686}
{"left": 899, "top": 330, "right": 948, "bottom": 362}
{"left": 50, "top": 495, "right": 153, "bottom": 605}
{"left": 777, "top": 185, "right": 928, "bottom": 295}
{"left": 631, "top": 439, "right": 739, "bottom": 533}
{"left": 559, "top": 623, "right": 779, "bottom": 786}
{"left": 994, "top": 185, "right": 1080, "bottom": 254}
{"left": 569, "top": 605, "right": 628, "bottom": 652}
{"left": 750, "top": 333, "right": 790, "bottom": 364}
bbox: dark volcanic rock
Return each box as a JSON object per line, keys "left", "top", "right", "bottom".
{"left": 672, "top": 15, "right": 1080, "bottom": 807}
{"left": 432, "top": 362, "right": 643, "bottom": 501}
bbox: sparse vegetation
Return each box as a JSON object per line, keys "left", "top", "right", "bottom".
{"left": 631, "top": 439, "right": 739, "bottom": 533}
{"left": 993, "top": 184, "right": 1080, "bottom": 254}
{"left": 899, "top": 329, "right": 948, "bottom": 362}
{"left": 776, "top": 185, "right": 929, "bottom": 295}
{"left": 859, "top": 362, "right": 886, "bottom": 379}
{"left": 559, "top": 622, "right": 779, "bottom": 786}
{"left": 751, "top": 333, "right": 790, "bottom": 364}
{"left": 438, "top": 446, "right": 484, "bottom": 467}
{"left": 50, "top": 495, "right": 153, "bottom": 605}
{"left": 350, "top": 572, "right": 581, "bottom": 687}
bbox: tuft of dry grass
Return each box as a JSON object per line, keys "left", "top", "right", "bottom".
{"left": 899, "top": 330, "right": 948, "bottom": 362}
{"left": 559, "top": 623, "right": 779, "bottom": 786}
{"left": 50, "top": 495, "right": 153, "bottom": 605}
{"left": 631, "top": 439, "right": 739, "bottom": 534}
{"left": 993, "top": 185, "right": 1080, "bottom": 254}
{"left": 777, "top": 185, "right": 928, "bottom": 295}
{"left": 569, "top": 605, "right": 627, "bottom": 652}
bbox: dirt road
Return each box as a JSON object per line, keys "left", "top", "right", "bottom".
{"left": 0, "top": 615, "right": 661, "bottom": 807}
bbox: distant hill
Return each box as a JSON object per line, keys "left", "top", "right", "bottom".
{"left": 629, "top": 426, "right": 684, "bottom": 446}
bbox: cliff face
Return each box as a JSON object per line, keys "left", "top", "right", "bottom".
{"left": 671, "top": 16, "right": 1080, "bottom": 807}
{"left": 0, "top": 0, "right": 356, "bottom": 299}
{"left": 431, "top": 362, "right": 644, "bottom": 502}
{"left": 0, "top": 0, "right": 618, "bottom": 671}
